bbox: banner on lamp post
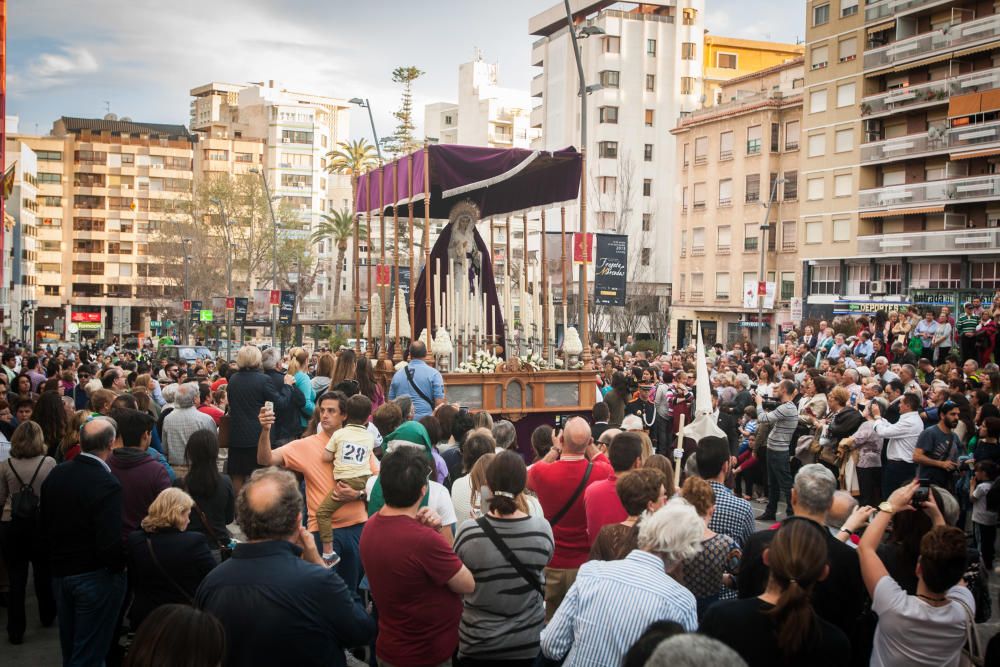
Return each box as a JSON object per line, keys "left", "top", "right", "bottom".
{"left": 278, "top": 291, "right": 296, "bottom": 325}
{"left": 572, "top": 232, "right": 594, "bottom": 264}
{"left": 189, "top": 301, "right": 202, "bottom": 324}
{"left": 233, "top": 297, "right": 249, "bottom": 325}
{"left": 251, "top": 290, "right": 271, "bottom": 321}
{"left": 211, "top": 297, "right": 226, "bottom": 320}
{"left": 593, "top": 233, "right": 627, "bottom": 307}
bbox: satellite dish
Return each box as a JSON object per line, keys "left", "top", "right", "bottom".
{"left": 120, "top": 116, "right": 132, "bottom": 122}
{"left": 104, "top": 113, "right": 118, "bottom": 121}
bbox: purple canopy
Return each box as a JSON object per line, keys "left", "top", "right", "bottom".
{"left": 355, "top": 144, "right": 582, "bottom": 218}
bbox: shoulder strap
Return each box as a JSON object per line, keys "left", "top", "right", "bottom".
{"left": 9, "top": 458, "right": 44, "bottom": 490}
{"left": 404, "top": 367, "right": 434, "bottom": 406}
{"left": 475, "top": 516, "right": 543, "bottom": 595}
{"left": 192, "top": 503, "right": 223, "bottom": 548}
{"left": 146, "top": 538, "right": 195, "bottom": 605}
{"left": 549, "top": 460, "right": 595, "bottom": 528}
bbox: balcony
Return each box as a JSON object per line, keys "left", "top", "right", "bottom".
{"left": 857, "top": 227, "right": 1000, "bottom": 255}
{"left": 861, "top": 120, "right": 1000, "bottom": 163}
{"left": 864, "top": 14, "right": 1000, "bottom": 72}
{"left": 864, "top": 0, "right": 953, "bottom": 23}
{"left": 861, "top": 68, "right": 1000, "bottom": 119}
{"left": 859, "top": 173, "right": 1000, "bottom": 210}
{"left": 531, "top": 74, "right": 544, "bottom": 98}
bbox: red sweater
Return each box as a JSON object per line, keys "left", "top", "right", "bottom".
{"left": 583, "top": 474, "right": 627, "bottom": 544}
{"left": 527, "top": 453, "right": 613, "bottom": 568}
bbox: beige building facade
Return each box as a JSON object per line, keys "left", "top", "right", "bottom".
{"left": 671, "top": 59, "right": 805, "bottom": 348}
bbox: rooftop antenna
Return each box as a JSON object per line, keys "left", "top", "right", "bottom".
{"left": 104, "top": 100, "right": 110, "bottom": 115}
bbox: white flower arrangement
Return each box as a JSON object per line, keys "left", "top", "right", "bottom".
{"left": 554, "top": 358, "right": 583, "bottom": 370}
{"left": 454, "top": 349, "right": 502, "bottom": 374}
{"left": 519, "top": 351, "right": 549, "bottom": 371}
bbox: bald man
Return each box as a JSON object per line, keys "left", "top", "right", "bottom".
{"left": 527, "top": 416, "right": 614, "bottom": 620}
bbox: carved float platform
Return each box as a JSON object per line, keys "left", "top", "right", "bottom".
{"left": 439, "top": 370, "right": 596, "bottom": 420}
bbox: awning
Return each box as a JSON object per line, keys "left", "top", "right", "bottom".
{"left": 859, "top": 205, "right": 946, "bottom": 218}
{"left": 884, "top": 52, "right": 953, "bottom": 74}
{"left": 982, "top": 89, "right": 1000, "bottom": 113}
{"left": 950, "top": 147, "right": 1000, "bottom": 160}
{"left": 949, "top": 91, "right": 981, "bottom": 117}
{"left": 953, "top": 42, "right": 999, "bottom": 60}
{"left": 868, "top": 19, "right": 896, "bottom": 35}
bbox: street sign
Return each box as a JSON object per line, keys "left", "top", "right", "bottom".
{"left": 68, "top": 323, "right": 79, "bottom": 334}
{"left": 150, "top": 320, "right": 161, "bottom": 328}
{"left": 200, "top": 310, "right": 213, "bottom": 322}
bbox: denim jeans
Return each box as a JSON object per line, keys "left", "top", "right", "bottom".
{"left": 765, "top": 448, "right": 792, "bottom": 517}
{"left": 310, "top": 521, "right": 365, "bottom": 595}
{"left": 53, "top": 568, "right": 126, "bottom": 667}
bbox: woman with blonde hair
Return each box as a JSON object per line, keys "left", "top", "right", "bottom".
{"left": 330, "top": 348, "right": 357, "bottom": 387}
{"left": 58, "top": 410, "right": 89, "bottom": 461}
{"left": 286, "top": 347, "right": 315, "bottom": 430}
{"left": 125, "top": 488, "right": 216, "bottom": 630}
{"left": 311, "top": 352, "right": 336, "bottom": 397}
{"left": 679, "top": 476, "right": 742, "bottom": 618}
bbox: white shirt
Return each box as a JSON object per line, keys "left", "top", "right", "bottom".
{"left": 873, "top": 411, "right": 925, "bottom": 462}
{"left": 364, "top": 475, "right": 458, "bottom": 527}
{"left": 79, "top": 451, "right": 112, "bottom": 474}
{"left": 870, "top": 576, "right": 973, "bottom": 667}
{"left": 452, "top": 473, "right": 544, "bottom": 522}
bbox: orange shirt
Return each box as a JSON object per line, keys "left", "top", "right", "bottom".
{"left": 277, "top": 432, "right": 378, "bottom": 533}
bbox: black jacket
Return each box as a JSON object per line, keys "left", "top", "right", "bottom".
{"left": 225, "top": 369, "right": 293, "bottom": 450}
{"left": 265, "top": 368, "right": 306, "bottom": 446}
{"left": 126, "top": 528, "right": 216, "bottom": 629}
{"left": 40, "top": 454, "right": 124, "bottom": 576}
{"left": 717, "top": 411, "right": 740, "bottom": 455}
{"left": 196, "top": 540, "right": 375, "bottom": 667}
{"left": 826, "top": 407, "right": 865, "bottom": 445}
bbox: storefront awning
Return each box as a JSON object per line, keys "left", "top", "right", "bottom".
{"left": 859, "top": 205, "right": 945, "bottom": 218}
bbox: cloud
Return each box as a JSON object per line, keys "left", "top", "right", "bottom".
{"left": 19, "top": 46, "right": 99, "bottom": 90}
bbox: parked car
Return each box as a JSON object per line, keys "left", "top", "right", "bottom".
{"left": 155, "top": 345, "right": 214, "bottom": 363}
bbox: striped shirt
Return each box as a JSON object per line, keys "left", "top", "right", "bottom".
{"left": 453, "top": 515, "right": 554, "bottom": 661}
{"left": 757, "top": 401, "right": 799, "bottom": 452}
{"left": 540, "top": 550, "right": 697, "bottom": 666}
{"left": 957, "top": 313, "right": 979, "bottom": 336}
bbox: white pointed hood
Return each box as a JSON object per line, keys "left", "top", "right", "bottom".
{"left": 364, "top": 292, "right": 383, "bottom": 341}
{"left": 684, "top": 323, "right": 726, "bottom": 443}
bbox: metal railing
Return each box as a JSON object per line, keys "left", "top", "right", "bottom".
{"left": 861, "top": 120, "right": 1000, "bottom": 162}
{"left": 860, "top": 67, "right": 1000, "bottom": 118}
{"left": 864, "top": 14, "right": 1000, "bottom": 71}
{"left": 857, "top": 227, "right": 1000, "bottom": 254}
{"left": 859, "top": 173, "right": 1000, "bottom": 209}
{"left": 865, "top": 0, "right": 953, "bottom": 22}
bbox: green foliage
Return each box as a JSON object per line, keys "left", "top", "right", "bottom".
{"left": 382, "top": 66, "right": 425, "bottom": 158}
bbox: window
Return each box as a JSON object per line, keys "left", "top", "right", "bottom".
{"left": 646, "top": 74, "right": 655, "bottom": 91}
{"left": 644, "top": 109, "right": 654, "bottom": 127}
{"left": 281, "top": 173, "right": 312, "bottom": 188}
{"left": 681, "top": 42, "right": 696, "bottom": 60}
{"left": 745, "top": 174, "right": 761, "bottom": 203}
{"left": 679, "top": 273, "right": 686, "bottom": 299}
{"left": 720, "top": 131, "right": 734, "bottom": 160}
{"left": 805, "top": 220, "right": 823, "bottom": 244}
{"left": 680, "top": 77, "right": 695, "bottom": 95}
{"left": 603, "top": 35, "right": 620, "bottom": 53}
{"left": 719, "top": 178, "right": 733, "bottom": 206}
{"left": 972, "top": 262, "right": 1000, "bottom": 289}
{"left": 878, "top": 262, "right": 903, "bottom": 294}
{"left": 681, "top": 230, "right": 687, "bottom": 255}
{"left": 770, "top": 172, "right": 780, "bottom": 202}
{"left": 744, "top": 223, "right": 759, "bottom": 251}
{"left": 841, "top": 0, "right": 859, "bottom": 17}
{"left": 910, "top": 263, "right": 961, "bottom": 289}
{"left": 833, "top": 218, "right": 851, "bottom": 241}
{"left": 74, "top": 150, "right": 107, "bottom": 165}
{"left": 36, "top": 150, "right": 62, "bottom": 161}
{"left": 785, "top": 121, "right": 800, "bottom": 150}
{"left": 36, "top": 172, "right": 60, "bottom": 184}
{"left": 598, "top": 141, "right": 618, "bottom": 158}
{"left": 834, "top": 173, "right": 852, "bottom": 197}
{"left": 691, "top": 272, "right": 704, "bottom": 298}
{"left": 647, "top": 39, "right": 657, "bottom": 56}
{"left": 643, "top": 179, "right": 652, "bottom": 197}
{"left": 846, "top": 264, "right": 871, "bottom": 295}
{"left": 717, "top": 53, "right": 738, "bottom": 69}
{"left": 683, "top": 7, "right": 697, "bottom": 24}
{"left": 811, "top": 45, "right": 829, "bottom": 71}
{"left": 747, "top": 125, "right": 762, "bottom": 155}
{"left": 808, "top": 133, "right": 826, "bottom": 157}
{"left": 716, "top": 272, "right": 731, "bottom": 300}
{"left": 810, "top": 89, "right": 828, "bottom": 114}
{"left": 633, "top": 247, "right": 648, "bottom": 266}
{"left": 780, "top": 272, "right": 795, "bottom": 300}
{"left": 599, "top": 70, "right": 620, "bottom": 88}
{"left": 693, "top": 182, "right": 706, "bottom": 209}
{"left": 835, "top": 128, "right": 854, "bottom": 153}
{"left": 235, "top": 152, "right": 254, "bottom": 163}
{"left": 717, "top": 225, "right": 732, "bottom": 251}
{"left": 694, "top": 136, "right": 709, "bottom": 164}
{"left": 692, "top": 228, "right": 706, "bottom": 253}
{"left": 683, "top": 143, "right": 690, "bottom": 166}
{"left": 597, "top": 212, "right": 616, "bottom": 230}
{"left": 682, "top": 187, "right": 689, "bottom": 212}
{"left": 599, "top": 106, "right": 619, "bottom": 123}
{"left": 813, "top": 3, "right": 830, "bottom": 25}
{"left": 281, "top": 130, "right": 313, "bottom": 144}
{"left": 839, "top": 37, "right": 857, "bottom": 63}
{"left": 782, "top": 220, "right": 797, "bottom": 251}
{"left": 767, "top": 124, "right": 779, "bottom": 154}
{"left": 644, "top": 144, "right": 653, "bottom": 161}
{"left": 836, "top": 82, "right": 856, "bottom": 108}
{"left": 807, "top": 177, "right": 825, "bottom": 200}
{"left": 783, "top": 171, "right": 798, "bottom": 200}
{"left": 642, "top": 214, "right": 652, "bottom": 231}
{"left": 598, "top": 176, "right": 617, "bottom": 195}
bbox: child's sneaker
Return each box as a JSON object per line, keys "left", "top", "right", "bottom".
{"left": 322, "top": 551, "right": 341, "bottom": 568}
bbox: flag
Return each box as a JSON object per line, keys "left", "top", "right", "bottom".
{"left": 1, "top": 163, "right": 14, "bottom": 201}
{"left": 129, "top": 197, "right": 138, "bottom": 211}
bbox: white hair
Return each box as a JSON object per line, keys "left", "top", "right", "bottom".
{"left": 637, "top": 498, "right": 704, "bottom": 567}
{"left": 794, "top": 463, "right": 836, "bottom": 515}
{"left": 647, "top": 634, "right": 747, "bottom": 667}
{"left": 84, "top": 377, "right": 103, "bottom": 396}
{"left": 621, "top": 415, "right": 644, "bottom": 431}
{"left": 174, "top": 382, "right": 199, "bottom": 409}
{"left": 261, "top": 346, "right": 281, "bottom": 371}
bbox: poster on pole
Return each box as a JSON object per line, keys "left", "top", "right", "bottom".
{"left": 764, "top": 282, "right": 777, "bottom": 309}
{"left": 790, "top": 297, "right": 803, "bottom": 322}
{"left": 250, "top": 290, "right": 271, "bottom": 321}
{"left": 593, "top": 234, "right": 627, "bottom": 307}
{"left": 233, "top": 297, "right": 249, "bottom": 325}
{"left": 391, "top": 266, "right": 412, "bottom": 306}
{"left": 743, "top": 280, "right": 757, "bottom": 309}
{"left": 189, "top": 300, "right": 202, "bottom": 324}
{"left": 572, "top": 232, "right": 594, "bottom": 264}
{"left": 278, "top": 291, "right": 296, "bottom": 325}
{"left": 211, "top": 297, "right": 226, "bottom": 320}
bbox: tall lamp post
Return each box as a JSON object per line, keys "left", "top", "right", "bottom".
{"left": 349, "top": 98, "right": 382, "bottom": 162}
{"left": 181, "top": 238, "right": 192, "bottom": 345}
{"left": 758, "top": 177, "right": 784, "bottom": 350}
{"left": 563, "top": 1, "right": 604, "bottom": 366}
{"left": 210, "top": 197, "right": 235, "bottom": 361}
{"left": 249, "top": 167, "right": 280, "bottom": 349}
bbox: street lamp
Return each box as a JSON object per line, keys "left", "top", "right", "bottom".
{"left": 249, "top": 167, "right": 279, "bottom": 348}
{"left": 181, "top": 238, "right": 192, "bottom": 345}
{"left": 349, "top": 98, "right": 383, "bottom": 162}
{"left": 758, "top": 177, "right": 784, "bottom": 350}
{"left": 562, "top": 2, "right": 604, "bottom": 365}
{"left": 210, "top": 197, "right": 235, "bottom": 362}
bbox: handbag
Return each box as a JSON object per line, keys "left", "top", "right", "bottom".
{"left": 957, "top": 599, "right": 984, "bottom": 667}
{"left": 475, "top": 516, "right": 543, "bottom": 595}
{"left": 193, "top": 503, "right": 233, "bottom": 561}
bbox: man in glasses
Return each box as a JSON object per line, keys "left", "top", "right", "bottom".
{"left": 913, "top": 400, "right": 962, "bottom": 489}
{"left": 67, "top": 364, "right": 95, "bottom": 410}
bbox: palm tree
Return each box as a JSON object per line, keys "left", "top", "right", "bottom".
{"left": 325, "top": 139, "right": 378, "bottom": 207}
{"left": 312, "top": 209, "right": 367, "bottom": 311}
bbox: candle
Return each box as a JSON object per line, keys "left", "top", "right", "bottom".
{"left": 491, "top": 304, "right": 497, "bottom": 348}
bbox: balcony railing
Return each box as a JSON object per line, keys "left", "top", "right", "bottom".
{"left": 861, "top": 120, "right": 1000, "bottom": 162}
{"left": 865, "top": 0, "right": 953, "bottom": 22}
{"left": 857, "top": 227, "right": 1000, "bottom": 254}
{"left": 859, "top": 173, "right": 1000, "bottom": 209}
{"left": 861, "top": 67, "right": 1000, "bottom": 118}
{"left": 864, "top": 14, "right": 1000, "bottom": 71}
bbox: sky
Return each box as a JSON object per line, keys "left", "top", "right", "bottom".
{"left": 9, "top": 0, "right": 805, "bottom": 140}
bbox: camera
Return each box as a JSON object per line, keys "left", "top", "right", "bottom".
{"left": 760, "top": 398, "right": 780, "bottom": 411}
{"left": 912, "top": 479, "right": 931, "bottom": 508}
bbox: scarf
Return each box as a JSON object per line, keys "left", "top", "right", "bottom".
{"left": 367, "top": 421, "right": 434, "bottom": 515}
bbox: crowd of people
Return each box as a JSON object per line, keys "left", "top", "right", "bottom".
{"left": 1, "top": 301, "right": 1000, "bottom": 666}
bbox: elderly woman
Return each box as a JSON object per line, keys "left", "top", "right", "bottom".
{"left": 225, "top": 346, "right": 294, "bottom": 494}
{"left": 838, "top": 397, "right": 887, "bottom": 507}
{"left": 492, "top": 419, "right": 517, "bottom": 453}
{"left": 591, "top": 468, "right": 668, "bottom": 561}
{"left": 541, "top": 498, "right": 703, "bottom": 665}
{"left": 817, "top": 386, "right": 864, "bottom": 478}
{"left": 125, "top": 488, "right": 216, "bottom": 630}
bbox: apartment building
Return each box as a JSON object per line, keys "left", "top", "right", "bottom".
{"left": 425, "top": 55, "right": 540, "bottom": 149}
{"left": 703, "top": 36, "right": 805, "bottom": 106}
{"left": 4, "top": 120, "right": 39, "bottom": 341}
{"left": 671, "top": 59, "right": 805, "bottom": 347}
{"left": 190, "top": 81, "right": 354, "bottom": 319}
{"left": 18, "top": 116, "right": 196, "bottom": 340}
